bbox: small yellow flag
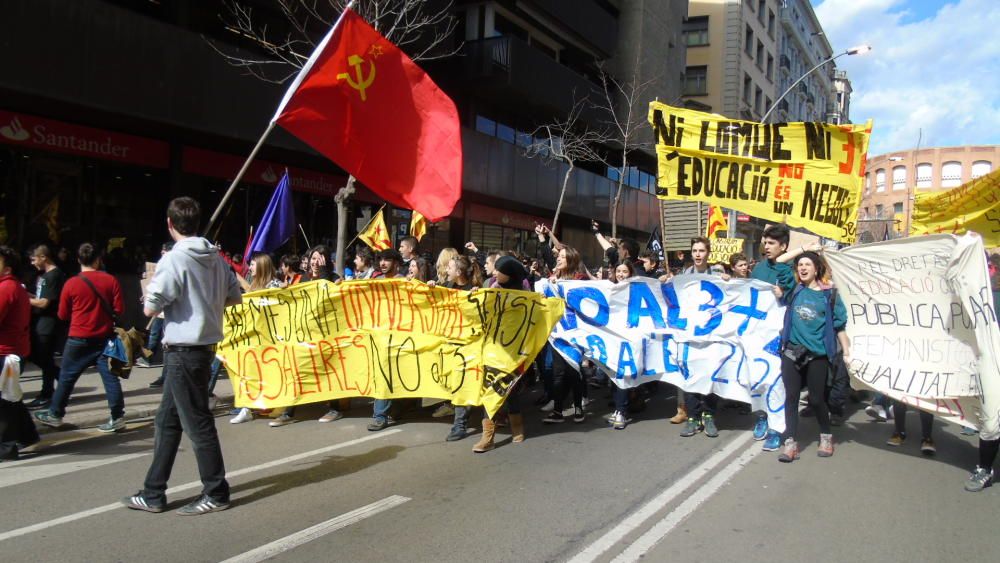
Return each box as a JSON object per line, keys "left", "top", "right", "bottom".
{"left": 706, "top": 205, "right": 728, "bottom": 239}
{"left": 409, "top": 210, "right": 428, "bottom": 242}
{"left": 358, "top": 209, "right": 392, "bottom": 251}
{"left": 38, "top": 196, "right": 60, "bottom": 243}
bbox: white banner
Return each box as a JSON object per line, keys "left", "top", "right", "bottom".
{"left": 538, "top": 275, "right": 786, "bottom": 432}
{"left": 825, "top": 233, "right": 1000, "bottom": 439}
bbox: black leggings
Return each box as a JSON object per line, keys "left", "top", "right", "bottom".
{"left": 781, "top": 355, "right": 831, "bottom": 441}
{"left": 551, "top": 352, "right": 583, "bottom": 412}
{"left": 980, "top": 438, "right": 999, "bottom": 469}
{"left": 892, "top": 402, "right": 933, "bottom": 439}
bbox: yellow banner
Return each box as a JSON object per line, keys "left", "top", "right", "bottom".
{"left": 218, "top": 279, "right": 565, "bottom": 417}
{"left": 911, "top": 169, "right": 1000, "bottom": 246}
{"left": 707, "top": 238, "right": 744, "bottom": 264}
{"left": 648, "top": 103, "right": 871, "bottom": 241}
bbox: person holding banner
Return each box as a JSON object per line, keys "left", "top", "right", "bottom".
{"left": 678, "top": 237, "right": 728, "bottom": 437}
{"left": 444, "top": 254, "right": 483, "bottom": 442}
{"left": 543, "top": 246, "right": 589, "bottom": 425}
{"left": 750, "top": 224, "right": 797, "bottom": 451}
{"left": 777, "top": 251, "right": 849, "bottom": 462}
{"left": 368, "top": 249, "right": 407, "bottom": 432}
{"left": 728, "top": 254, "right": 750, "bottom": 279}
{"left": 473, "top": 256, "right": 531, "bottom": 451}
{"left": 352, "top": 246, "right": 377, "bottom": 280}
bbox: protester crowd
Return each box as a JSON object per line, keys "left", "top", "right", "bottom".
{"left": 2, "top": 208, "right": 1000, "bottom": 499}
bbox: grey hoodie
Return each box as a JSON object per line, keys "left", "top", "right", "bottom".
{"left": 145, "top": 237, "right": 242, "bottom": 346}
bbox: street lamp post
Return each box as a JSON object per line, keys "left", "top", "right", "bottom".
{"left": 760, "top": 45, "right": 872, "bottom": 123}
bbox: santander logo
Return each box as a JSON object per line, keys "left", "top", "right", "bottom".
{"left": 0, "top": 116, "right": 30, "bottom": 141}
{"left": 260, "top": 166, "right": 279, "bottom": 183}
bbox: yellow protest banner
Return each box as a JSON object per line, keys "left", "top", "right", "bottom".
{"left": 218, "top": 279, "right": 565, "bottom": 417}
{"left": 707, "top": 238, "right": 744, "bottom": 264}
{"left": 911, "top": 168, "right": 1000, "bottom": 246}
{"left": 648, "top": 103, "right": 871, "bottom": 242}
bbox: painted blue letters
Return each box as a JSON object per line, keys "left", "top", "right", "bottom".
{"left": 627, "top": 281, "right": 666, "bottom": 328}
{"left": 566, "top": 287, "right": 610, "bottom": 327}
{"left": 693, "top": 280, "right": 724, "bottom": 336}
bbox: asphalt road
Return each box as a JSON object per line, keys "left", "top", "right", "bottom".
{"left": 1, "top": 384, "right": 992, "bottom": 563}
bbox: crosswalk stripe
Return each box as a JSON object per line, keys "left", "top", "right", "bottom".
{"left": 0, "top": 453, "right": 149, "bottom": 490}
{"left": 218, "top": 495, "right": 411, "bottom": 563}
{"left": 0, "top": 428, "right": 403, "bottom": 543}
{"left": 0, "top": 454, "right": 68, "bottom": 468}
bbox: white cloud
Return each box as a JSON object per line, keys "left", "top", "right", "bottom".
{"left": 814, "top": 0, "right": 1000, "bottom": 156}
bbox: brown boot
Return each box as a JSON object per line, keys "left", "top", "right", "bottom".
{"left": 473, "top": 418, "right": 496, "bottom": 453}
{"left": 509, "top": 414, "right": 525, "bottom": 443}
{"left": 669, "top": 405, "right": 688, "bottom": 424}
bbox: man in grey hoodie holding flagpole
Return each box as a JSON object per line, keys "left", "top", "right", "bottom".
{"left": 123, "top": 197, "right": 243, "bottom": 515}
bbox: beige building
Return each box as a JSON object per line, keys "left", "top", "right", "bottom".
{"left": 858, "top": 146, "right": 1000, "bottom": 243}
{"left": 683, "top": 0, "right": 780, "bottom": 120}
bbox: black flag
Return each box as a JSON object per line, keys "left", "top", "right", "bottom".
{"left": 646, "top": 226, "right": 665, "bottom": 262}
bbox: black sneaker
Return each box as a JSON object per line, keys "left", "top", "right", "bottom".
{"left": 572, "top": 406, "right": 585, "bottom": 423}
{"left": 25, "top": 397, "right": 51, "bottom": 410}
{"left": 542, "top": 412, "right": 565, "bottom": 424}
{"left": 445, "top": 426, "right": 466, "bottom": 441}
{"left": 176, "top": 495, "right": 230, "bottom": 515}
{"left": 149, "top": 378, "right": 164, "bottom": 389}
{"left": 122, "top": 492, "right": 165, "bottom": 513}
{"left": 367, "top": 417, "right": 393, "bottom": 432}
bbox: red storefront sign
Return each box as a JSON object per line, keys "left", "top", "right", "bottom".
{"left": 181, "top": 147, "right": 357, "bottom": 198}
{"left": 737, "top": 214, "right": 751, "bottom": 222}
{"left": 0, "top": 110, "right": 170, "bottom": 168}
{"left": 467, "top": 203, "right": 546, "bottom": 231}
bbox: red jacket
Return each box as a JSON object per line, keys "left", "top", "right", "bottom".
{"left": 0, "top": 274, "right": 31, "bottom": 357}
{"left": 59, "top": 271, "right": 124, "bottom": 338}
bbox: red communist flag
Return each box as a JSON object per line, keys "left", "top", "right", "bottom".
{"left": 273, "top": 9, "right": 462, "bottom": 222}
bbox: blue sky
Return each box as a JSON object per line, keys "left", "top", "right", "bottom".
{"left": 813, "top": 0, "right": 1000, "bottom": 156}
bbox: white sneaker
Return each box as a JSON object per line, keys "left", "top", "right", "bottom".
{"left": 865, "top": 404, "right": 887, "bottom": 422}
{"left": 230, "top": 407, "right": 253, "bottom": 424}
{"left": 540, "top": 400, "right": 555, "bottom": 412}
{"left": 581, "top": 397, "right": 593, "bottom": 407}
{"left": 611, "top": 410, "right": 628, "bottom": 430}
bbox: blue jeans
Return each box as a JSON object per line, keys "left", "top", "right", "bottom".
{"left": 49, "top": 336, "right": 124, "bottom": 420}
{"left": 373, "top": 399, "right": 392, "bottom": 422}
{"left": 143, "top": 349, "right": 228, "bottom": 504}
{"left": 146, "top": 317, "right": 164, "bottom": 351}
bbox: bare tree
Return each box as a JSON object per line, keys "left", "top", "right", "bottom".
{"left": 525, "top": 96, "right": 608, "bottom": 235}
{"left": 591, "top": 59, "right": 656, "bottom": 239}
{"left": 210, "top": 0, "right": 458, "bottom": 275}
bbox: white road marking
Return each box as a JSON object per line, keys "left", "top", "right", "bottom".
{"left": 0, "top": 428, "right": 403, "bottom": 543}
{"left": 218, "top": 495, "right": 411, "bottom": 563}
{"left": 0, "top": 454, "right": 68, "bottom": 468}
{"left": 567, "top": 432, "right": 753, "bottom": 563}
{"left": 0, "top": 453, "right": 149, "bottom": 489}
{"left": 611, "top": 441, "right": 763, "bottom": 562}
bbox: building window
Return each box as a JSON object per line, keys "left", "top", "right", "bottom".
{"left": 864, "top": 172, "right": 870, "bottom": 193}
{"left": 893, "top": 202, "right": 904, "bottom": 215}
{"left": 754, "top": 86, "right": 763, "bottom": 115}
{"left": 891, "top": 165, "right": 907, "bottom": 191}
{"left": 743, "top": 74, "right": 752, "bottom": 104}
{"left": 916, "top": 163, "right": 932, "bottom": 188}
{"left": 758, "top": 0, "right": 766, "bottom": 23}
{"left": 941, "top": 161, "right": 962, "bottom": 187}
{"left": 972, "top": 160, "right": 992, "bottom": 178}
{"left": 875, "top": 168, "right": 886, "bottom": 192}
{"left": 768, "top": 10, "right": 776, "bottom": 36}
{"left": 756, "top": 41, "right": 764, "bottom": 68}
{"left": 683, "top": 16, "right": 709, "bottom": 46}
{"left": 766, "top": 54, "right": 774, "bottom": 81}
{"left": 745, "top": 25, "right": 753, "bottom": 55}
{"left": 683, "top": 66, "right": 708, "bottom": 95}
{"left": 876, "top": 204, "right": 884, "bottom": 218}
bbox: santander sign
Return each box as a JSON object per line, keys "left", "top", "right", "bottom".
{"left": 0, "top": 110, "right": 169, "bottom": 168}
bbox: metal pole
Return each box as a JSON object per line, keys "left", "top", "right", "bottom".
{"left": 761, "top": 51, "right": 848, "bottom": 124}
{"left": 205, "top": 121, "right": 276, "bottom": 234}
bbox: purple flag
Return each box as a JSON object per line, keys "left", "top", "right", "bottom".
{"left": 246, "top": 171, "right": 295, "bottom": 259}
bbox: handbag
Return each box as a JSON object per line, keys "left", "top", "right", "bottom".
{"left": 1, "top": 355, "right": 23, "bottom": 402}
{"left": 77, "top": 274, "right": 143, "bottom": 379}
